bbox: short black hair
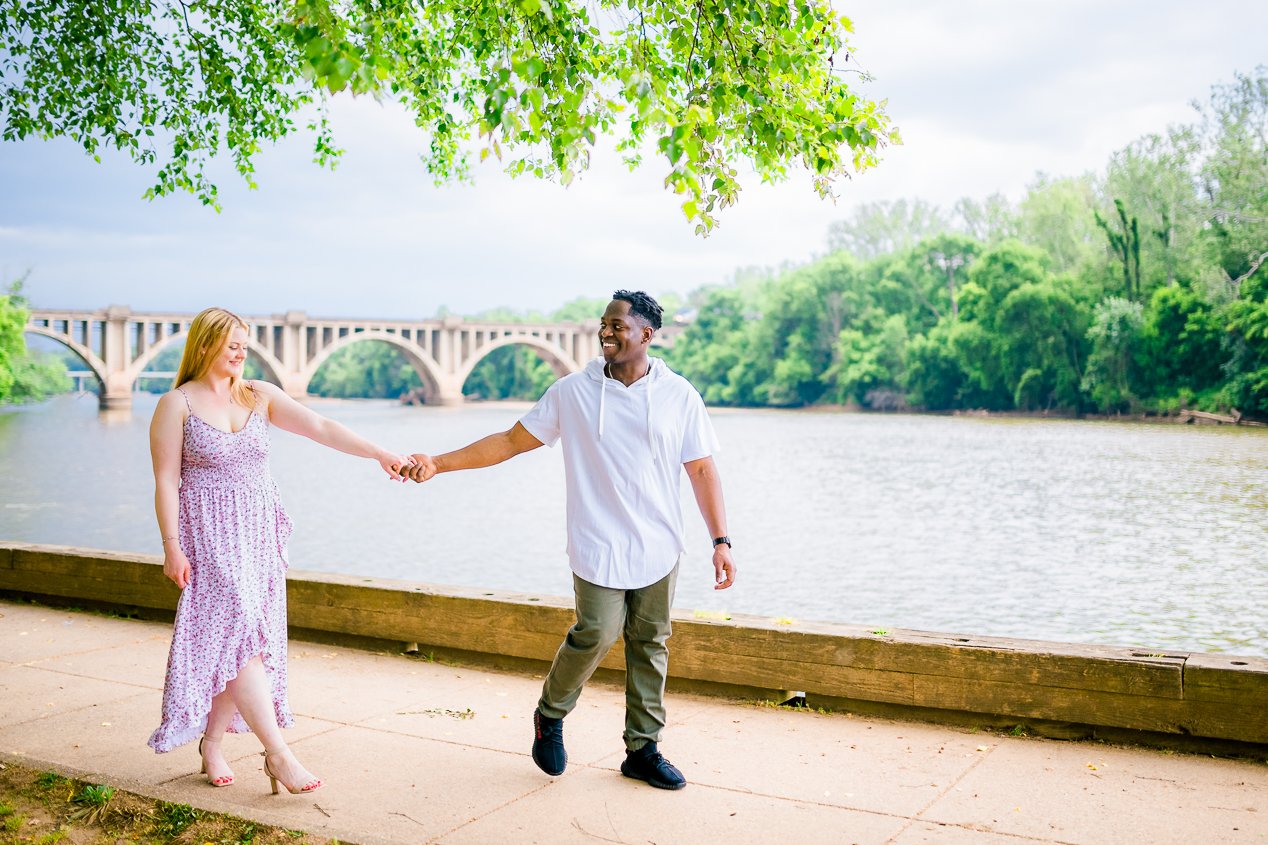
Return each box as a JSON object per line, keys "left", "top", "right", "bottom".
{"left": 612, "top": 290, "right": 663, "bottom": 330}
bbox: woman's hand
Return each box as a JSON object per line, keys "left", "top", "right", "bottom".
{"left": 164, "top": 545, "right": 192, "bottom": 590}
{"left": 377, "top": 451, "right": 415, "bottom": 481}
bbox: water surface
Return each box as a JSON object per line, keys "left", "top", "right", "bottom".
{"left": 2, "top": 394, "right": 1265, "bottom": 656}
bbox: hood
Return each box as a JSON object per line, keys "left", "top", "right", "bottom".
{"left": 588, "top": 356, "right": 664, "bottom": 462}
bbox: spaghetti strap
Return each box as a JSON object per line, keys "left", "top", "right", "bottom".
{"left": 175, "top": 386, "right": 193, "bottom": 412}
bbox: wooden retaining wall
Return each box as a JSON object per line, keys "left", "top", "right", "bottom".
{"left": 2, "top": 543, "right": 1264, "bottom": 748}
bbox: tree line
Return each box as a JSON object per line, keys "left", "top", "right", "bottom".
{"left": 666, "top": 68, "right": 1268, "bottom": 417}
{"left": 4, "top": 69, "right": 1263, "bottom": 414}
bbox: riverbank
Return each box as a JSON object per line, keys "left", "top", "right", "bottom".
{"left": 767, "top": 401, "right": 1268, "bottom": 426}
{"left": 3, "top": 598, "right": 1265, "bottom": 845}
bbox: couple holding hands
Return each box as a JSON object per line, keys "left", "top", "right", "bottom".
{"left": 146, "top": 291, "right": 736, "bottom": 795}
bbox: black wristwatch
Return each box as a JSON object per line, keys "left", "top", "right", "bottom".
{"left": 712, "top": 536, "right": 731, "bottom": 549}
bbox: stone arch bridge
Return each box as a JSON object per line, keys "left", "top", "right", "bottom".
{"left": 24, "top": 307, "right": 640, "bottom": 410}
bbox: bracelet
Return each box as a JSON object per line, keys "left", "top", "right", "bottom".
{"left": 161, "top": 536, "right": 179, "bottom": 544}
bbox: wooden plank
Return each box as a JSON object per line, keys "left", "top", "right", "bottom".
{"left": 1175, "top": 699, "right": 1268, "bottom": 744}
{"left": 669, "top": 620, "right": 1184, "bottom": 699}
{"left": 0, "top": 567, "right": 177, "bottom": 612}
{"left": 913, "top": 674, "right": 1190, "bottom": 735}
{"left": 1183, "top": 652, "right": 1268, "bottom": 705}
{"left": 669, "top": 645, "right": 917, "bottom": 705}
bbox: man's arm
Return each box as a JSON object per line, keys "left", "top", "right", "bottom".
{"left": 408, "top": 421, "right": 544, "bottom": 482}
{"left": 684, "top": 456, "right": 736, "bottom": 590}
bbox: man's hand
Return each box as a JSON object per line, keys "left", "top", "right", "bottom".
{"left": 407, "top": 453, "right": 439, "bottom": 483}
{"left": 712, "top": 544, "right": 736, "bottom": 590}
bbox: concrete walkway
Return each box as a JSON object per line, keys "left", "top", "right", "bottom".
{"left": 1, "top": 599, "right": 1264, "bottom": 845}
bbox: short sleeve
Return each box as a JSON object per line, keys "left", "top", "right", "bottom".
{"left": 519, "top": 380, "right": 563, "bottom": 448}
{"left": 679, "top": 388, "right": 719, "bottom": 463}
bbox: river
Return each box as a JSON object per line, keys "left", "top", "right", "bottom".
{"left": 2, "top": 393, "right": 1265, "bottom": 656}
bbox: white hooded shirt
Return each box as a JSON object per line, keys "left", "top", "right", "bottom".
{"left": 519, "top": 356, "right": 719, "bottom": 589}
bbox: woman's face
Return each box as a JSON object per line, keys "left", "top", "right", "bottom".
{"left": 210, "top": 326, "right": 249, "bottom": 378}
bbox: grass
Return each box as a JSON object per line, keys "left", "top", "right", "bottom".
{"left": 155, "top": 800, "right": 200, "bottom": 837}
{"left": 0, "top": 761, "right": 333, "bottom": 845}
{"left": 67, "top": 783, "right": 114, "bottom": 824}
{"left": 747, "top": 697, "right": 835, "bottom": 716}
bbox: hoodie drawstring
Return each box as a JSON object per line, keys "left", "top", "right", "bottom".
{"left": 598, "top": 366, "right": 608, "bottom": 440}
{"left": 597, "top": 359, "right": 656, "bottom": 463}
{"left": 646, "top": 362, "right": 656, "bottom": 464}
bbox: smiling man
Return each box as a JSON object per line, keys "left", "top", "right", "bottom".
{"left": 406, "top": 290, "right": 736, "bottom": 790}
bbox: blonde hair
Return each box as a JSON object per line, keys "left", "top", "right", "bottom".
{"left": 174, "top": 307, "right": 255, "bottom": 407}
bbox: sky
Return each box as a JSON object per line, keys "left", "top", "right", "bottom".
{"left": 2, "top": 0, "right": 1266, "bottom": 320}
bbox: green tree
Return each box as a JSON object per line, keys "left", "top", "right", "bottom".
{"left": 464, "top": 346, "right": 557, "bottom": 400}
{"left": 953, "top": 193, "right": 1018, "bottom": 245}
{"left": 1094, "top": 198, "right": 1143, "bottom": 301}
{"left": 308, "top": 341, "right": 422, "bottom": 398}
{"left": 956, "top": 241, "right": 1069, "bottom": 409}
{"left": 1, "top": 0, "right": 896, "bottom": 232}
{"left": 1081, "top": 298, "right": 1144, "bottom": 413}
{"left": 666, "top": 286, "right": 752, "bottom": 405}
{"left": 824, "top": 311, "right": 908, "bottom": 408}
{"left": 1137, "top": 285, "right": 1223, "bottom": 406}
{"left": 903, "top": 318, "right": 1000, "bottom": 411}
{"left": 826, "top": 198, "right": 949, "bottom": 260}
{"left": 1016, "top": 175, "right": 1100, "bottom": 274}
{"left": 994, "top": 279, "right": 1087, "bottom": 410}
{"left": 0, "top": 281, "right": 71, "bottom": 403}
{"left": 1198, "top": 67, "right": 1268, "bottom": 286}
{"left": 1103, "top": 129, "right": 1203, "bottom": 291}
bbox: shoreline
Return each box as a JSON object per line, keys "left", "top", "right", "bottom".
{"left": 6, "top": 391, "right": 1264, "bottom": 427}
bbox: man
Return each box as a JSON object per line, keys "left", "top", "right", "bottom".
{"left": 406, "top": 290, "right": 735, "bottom": 790}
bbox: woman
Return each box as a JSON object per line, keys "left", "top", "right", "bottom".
{"left": 146, "top": 307, "right": 412, "bottom": 794}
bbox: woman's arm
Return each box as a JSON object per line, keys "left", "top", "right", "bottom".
{"left": 252, "top": 381, "right": 412, "bottom": 479}
{"left": 149, "top": 391, "right": 191, "bottom": 588}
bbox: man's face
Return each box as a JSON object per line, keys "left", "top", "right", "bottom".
{"left": 599, "top": 300, "right": 651, "bottom": 365}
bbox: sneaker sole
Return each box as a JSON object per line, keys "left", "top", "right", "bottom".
{"left": 620, "top": 762, "right": 686, "bottom": 791}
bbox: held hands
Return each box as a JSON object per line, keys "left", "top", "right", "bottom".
{"left": 713, "top": 544, "right": 736, "bottom": 591}
{"left": 405, "top": 453, "right": 438, "bottom": 483}
{"left": 163, "top": 545, "right": 192, "bottom": 590}
{"left": 378, "top": 451, "right": 416, "bottom": 482}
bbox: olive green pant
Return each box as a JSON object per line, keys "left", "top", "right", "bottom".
{"left": 538, "top": 562, "right": 679, "bottom": 751}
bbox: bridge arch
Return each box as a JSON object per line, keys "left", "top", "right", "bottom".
{"left": 124, "top": 331, "right": 287, "bottom": 390}
{"left": 455, "top": 335, "right": 580, "bottom": 392}
{"left": 22, "top": 327, "right": 109, "bottom": 389}
{"left": 300, "top": 331, "right": 446, "bottom": 399}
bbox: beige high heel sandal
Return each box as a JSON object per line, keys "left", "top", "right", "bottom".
{"left": 198, "top": 736, "right": 234, "bottom": 787}
{"left": 262, "top": 749, "right": 323, "bottom": 795}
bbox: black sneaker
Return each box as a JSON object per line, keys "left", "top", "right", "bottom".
{"left": 532, "top": 709, "right": 567, "bottom": 776}
{"left": 620, "top": 742, "right": 686, "bottom": 790}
